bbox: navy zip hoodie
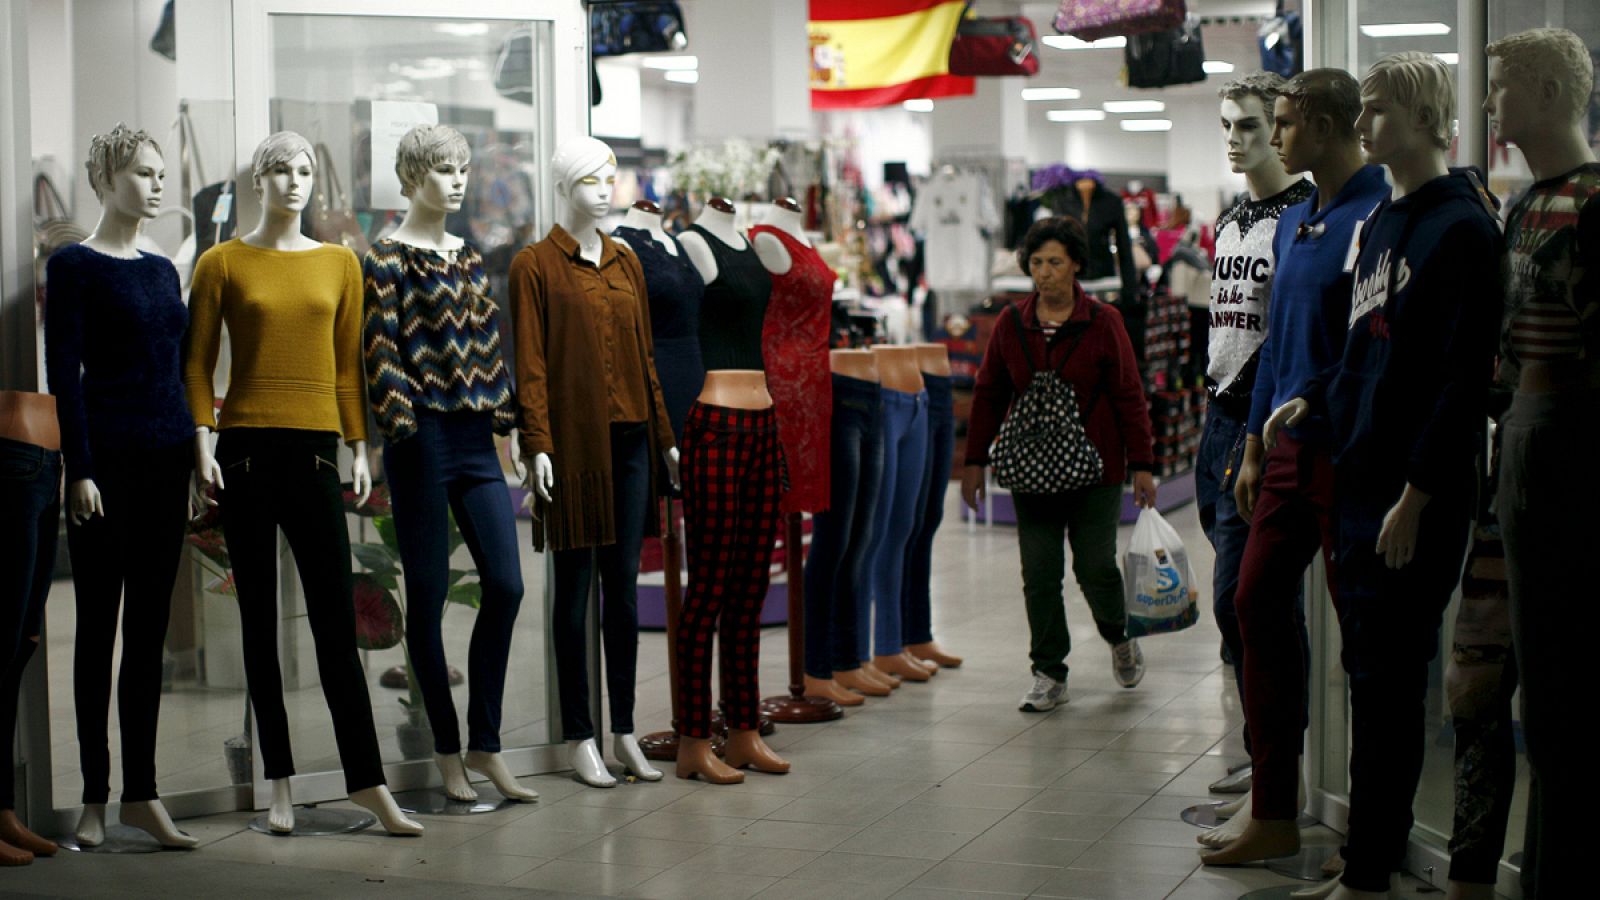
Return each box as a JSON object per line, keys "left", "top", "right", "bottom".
{"left": 1306, "top": 168, "right": 1503, "bottom": 500}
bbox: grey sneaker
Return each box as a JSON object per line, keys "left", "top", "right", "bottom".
{"left": 1113, "top": 639, "right": 1145, "bottom": 689}
{"left": 1019, "top": 673, "right": 1067, "bottom": 712}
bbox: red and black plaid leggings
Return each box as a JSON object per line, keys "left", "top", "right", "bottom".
{"left": 675, "top": 402, "right": 785, "bottom": 740}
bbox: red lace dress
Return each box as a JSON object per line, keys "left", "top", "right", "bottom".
{"left": 752, "top": 225, "right": 833, "bottom": 514}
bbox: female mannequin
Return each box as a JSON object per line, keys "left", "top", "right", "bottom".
{"left": 902, "top": 343, "right": 962, "bottom": 670}
{"left": 362, "top": 124, "right": 534, "bottom": 803}
{"left": 510, "top": 136, "right": 675, "bottom": 788}
{"left": 45, "top": 125, "right": 197, "bottom": 849}
{"left": 674, "top": 197, "right": 790, "bottom": 784}
{"left": 186, "top": 131, "right": 421, "bottom": 836}
{"left": 612, "top": 200, "right": 706, "bottom": 442}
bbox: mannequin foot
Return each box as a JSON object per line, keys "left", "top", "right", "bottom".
{"left": 723, "top": 729, "right": 791, "bottom": 774}
{"left": 1198, "top": 818, "right": 1300, "bottom": 866}
{"left": 0, "top": 838, "right": 31, "bottom": 865}
{"left": 1197, "top": 788, "right": 1254, "bottom": 847}
{"left": 908, "top": 641, "right": 963, "bottom": 668}
{"left": 75, "top": 803, "right": 107, "bottom": 847}
{"left": 349, "top": 786, "right": 424, "bottom": 836}
{"left": 874, "top": 653, "right": 931, "bottom": 682}
{"left": 120, "top": 799, "right": 198, "bottom": 849}
{"left": 612, "top": 735, "right": 663, "bottom": 782}
{"left": 899, "top": 650, "right": 938, "bottom": 675}
{"left": 465, "top": 750, "right": 540, "bottom": 801}
{"left": 834, "top": 668, "right": 890, "bottom": 697}
{"left": 568, "top": 738, "right": 617, "bottom": 788}
{"left": 434, "top": 752, "right": 480, "bottom": 801}
{"left": 675, "top": 735, "right": 744, "bottom": 784}
{"left": 804, "top": 675, "right": 864, "bottom": 706}
{"left": 268, "top": 779, "right": 295, "bottom": 834}
{"left": 859, "top": 661, "right": 901, "bottom": 689}
{"left": 1321, "top": 849, "right": 1346, "bottom": 877}
{"left": 0, "top": 810, "right": 56, "bottom": 856}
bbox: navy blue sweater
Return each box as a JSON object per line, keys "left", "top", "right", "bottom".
{"left": 45, "top": 245, "right": 196, "bottom": 482}
{"left": 1248, "top": 165, "right": 1390, "bottom": 443}
{"left": 1308, "top": 169, "right": 1502, "bottom": 500}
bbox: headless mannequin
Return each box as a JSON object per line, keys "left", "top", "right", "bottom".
{"left": 191, "top": 146, "right": 419, "bottom": 837}
{"left": 385, "top": 147, "right": 537, "bottom": 804}
{"left": 905, "top": 343, "right": 962, "bottom": 671}
{"left": 618, "top": 200, "right": 676, "bottom": 254}
{"left": 751, "top": 197, "right": 810, "bottom": 274}
{"left": 674, "top": 198, "right": 789, "bottom": 785}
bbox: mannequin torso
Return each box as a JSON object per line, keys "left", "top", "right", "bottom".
{"left": 752, "top": 200, "right": 811, "bottom": 275}
{"left": 872, "top": 346, "right": 925, "bottom": 394}
{"left": 913, "top": 344, "right": 952, "bottom": 377}
{"left": 829, "top": 349, "right": 879, "bottom": 382}
{"left": 679, "top": 197, "right": 744, "bottom": 283}
{"left": 618, "top": 202, "right": 677, "bottom": 255}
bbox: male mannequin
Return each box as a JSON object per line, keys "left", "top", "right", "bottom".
{"left": 188, "top": 131, "right": 421, "bottom": 837}
{"left": 1261, "top": 53, "right": 1502, "bottom": 899}
{"left": 362, "top": 124, "right": 536, "bottom": 804}
{"left": 1481, "top": 27, "right": 1598, "bottom": 900}
{"left": 1200, "top": 69, "right": 1389, "bottom": 868}
{"left": 512, "top": 136, "right": 675, "bottom": 788}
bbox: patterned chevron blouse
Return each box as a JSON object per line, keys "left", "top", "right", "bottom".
{"left": 362, "top": 238, "right": 516, "bottom": 442}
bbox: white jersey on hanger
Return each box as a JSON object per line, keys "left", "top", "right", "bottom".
{"left": 910, "top": 170, "right": 999, "bottom": 293}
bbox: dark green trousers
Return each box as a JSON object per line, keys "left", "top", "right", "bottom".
{"left": 1013, "top": 484, "right": 1128, "bottom": 682}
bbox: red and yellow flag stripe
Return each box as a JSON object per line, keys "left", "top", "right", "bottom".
{"left": 809, "top": 0, "right": 975, "bottom": 109}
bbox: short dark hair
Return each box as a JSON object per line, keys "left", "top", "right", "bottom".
{"left": 1280, "top": 68, "right": 1362, "bottom": 140}
{"left": 1219, "top": 71, "right": 1288, "bottom": 126}
{"left": 1018, "top": 216, "right": 1089, "bottom": 276}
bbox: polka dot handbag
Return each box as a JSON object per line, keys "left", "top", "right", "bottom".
{"left": 989, "top": 305, "right": 1105, "bottom": 493}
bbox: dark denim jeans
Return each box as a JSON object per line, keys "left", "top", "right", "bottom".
{"left": 0, "top": 437, "right": 61, "bottom": 811}
{"left": 1013, "top": 484, "right": 1128, "bottom": 682}
{"left": 385, "top": 410, "right": 525, "bottom": 754}
{"left": 902, "top": 374, "right": 953, "bottom": 648}
{"left": 552, "top": 422, "right": 649, "bottom": 740}
{"left": 803, "top": 376, "right": 884, "bottom": 678}
{"left": 1195, "top": 407, "right": 1251, "bottom": 686}
{"left": 860, "top": 388, "right": 928, "bottom": 660}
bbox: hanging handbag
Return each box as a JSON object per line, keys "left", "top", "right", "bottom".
{"left": 949, "top": 4, "right": 1041, "bottom": 77}
{"left": 150, "top": 1, "right": 176, "bottom": 60}
{"left": 989, "top": 304, "right": 1107, "bottom": 493}
{"left": 1124, "top": 17, "right": 1206, "bottom": 89}
{"left": 311, "top": 143, "right": 368, "bottom": 254}
{"left": 173, "top": 102, "right": 236, "bottom": 258}
{"left": 590, "top": 1, "right": 688, "bottom": 58}
{"left": 1055, "top": 0, "right": 1186, "bottom": 43}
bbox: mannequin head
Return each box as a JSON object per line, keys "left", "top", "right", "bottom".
{"left": 551, "top": 136, "right": 617, "bottom": 219}
{"left": 395, "top": 124, "right": 470, "bottom": 213}
{"left": 1357, "top": 52, "right": 1456, "bottom": 167}
{"left": 1124, "top": 201, "right": 1141, "bottom": 227}
{"left": 250, "top": 131, "right": 316, "bottom": 214}
{"left": 1219, "top": 72, "right": 1288, "bottom": 175}
{"left": 1273, "top": 68, "right": 1363, "bottom": 176}
{"left": 85, "top": 123, "right": 165, "bottom": 220}
{"left": 1484, "top": 27, "right": 1594, "bottom": 147}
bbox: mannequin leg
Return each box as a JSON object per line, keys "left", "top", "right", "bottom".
{"left": 856, "top": 391, "right": 910, "bottom": 668}
{"left": 723, "top": 728, "right": 790, "bottom": 775}
{"left": 465, "top": 749, "right": 540, "bottom": 800}
{"left": 903, "top": 374, "right": 957, "bottom": 668}
{"left": 551, "top": 547, "right": 599, "bottom": 741}
{"left": 612, "top": 734, "right": 662, "bottom": 781}
{"left": 675, "top": 735, "right": 742, "bottom": 784}
{"left": 677, "top": 404, "right": 742, "bottom": 743}
{"left": 267, "top": 779, "right": 294, "bottom": 834}
{"left": 867, "top": 392, "right": 927, "bottom": 668}
{"left": 65, "top": 507, "right": 125, "bottom": 808}
{"left": 349, "top": 785, "right": 423, "bottom": 836}
{"left": 717, "top": 416, "right": 785, "bottom": 746}
{"left": 597, "top": 424, "right": 649, "bottom": 752}
{"left": 1, "top": 645, "right": 55, "bottom": 858}
{"left": 805, "top": 391, "right": 866, "bottom": 686}
{"left": 1195, "top": 410, "right": 1251, "bottom": 729}
{"left": 120, "top": 800, "right": 197, "bottom": 848}
{"left": 75, "top": 804, "right": 107, "bottom": 847}
{"left": 567, "top": 738, "right": 617, "bottom": 788}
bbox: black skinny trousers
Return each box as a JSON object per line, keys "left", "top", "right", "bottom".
{"left": 0, "top": 437, "right": 61, "bottom": 810}
{"left": 217, "top": 428, "right": 384, "bottom": 792}
{"left": 66, "top": 440, "right": 191, "bottom": 805}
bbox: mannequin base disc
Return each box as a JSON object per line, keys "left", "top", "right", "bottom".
{"left": 1238, "top": 886, "right": 1309, "bottom": 899}
{"left": 247, "top": 807, "right": 376, "bottom": 836}
{"left": 392, "top": 786, "right": 516, "bottom": 816}
{"left": 1265, "top": 846, "right": 1337, "bottom": 881}
{"left": 638, "top": 729, "right": 727, "bottom": 762}
{"left": 55, "top": 825, "right": 165, "bottom": 853}
{"left": 759, "top": 693, "right": 843, "bottom": 723}
{"left": 1210, "top": 768, "right": 1253, "bottom": 793}
{"left": 1181, "top": 802, "right": 1230, "bottom": 827}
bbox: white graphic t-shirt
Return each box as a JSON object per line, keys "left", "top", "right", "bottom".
{"left": 910, "top": 171, "right": 1000, "bottom": 293}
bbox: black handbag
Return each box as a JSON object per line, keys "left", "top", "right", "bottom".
{"left": 949, "top": 3, "right": 1040, "bottom": 77}
{"left": 590, "top": 1, "right": 687, "bottom": 58}
{"left": 989, "top": 305, "right": 1106, "bottom": 494}
{"left": 1124, "top": 17, "right": 1207, "bottom": 89}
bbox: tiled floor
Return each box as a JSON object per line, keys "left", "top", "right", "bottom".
{"left": 12, "top": 494, "right": 1440, "bottom": 898}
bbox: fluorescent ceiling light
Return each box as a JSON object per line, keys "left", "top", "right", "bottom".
{"left": 642, "top": 55, "right": 698, "bottom": 70}
{"left": 1022, "top": 87, "right": 1082, "bottom": 101}
{"left": 1042, "top": 35, "right": 1126, "bottom": 50}
{"left": 1103, "top": 100, "right": 1165, "bottom": 114}
{"left": 1047, "top": 109, "right": 1107, "bottom": 122}
{"left": 1434, "top": 52, "right": 1460, "bottom": 64}
{"left": 664, "top": 70, "right": 699, "bottom": 84}
{"left": 1202, "top": 60, "right": 1235, "bottom": 74}
{"left": 1121, "top": 119, "right": 1173, "bottom": 132}
{"left": 903, "top": 98, "right": 934, "bottom": 112}
{"left": 1359, "top": 22, "right": 1451, "bottom": 38}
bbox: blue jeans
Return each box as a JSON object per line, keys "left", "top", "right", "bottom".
{"left": 859, "top": 388, "right": 929, "bottom": 661}
{"left": 902, "top": 374, "right": 954, "bottom": 647}
{"left": 803, "top": 376, "right": 884, "bottom": 678}
{"left": 384, "top": 410, "right": 525, "bottom": 754}
{"left": 1, "top": 437, "right": 61, "bottom": 811}
{"left": 1195, "top": 408, "right": 1252, "bottom": 698}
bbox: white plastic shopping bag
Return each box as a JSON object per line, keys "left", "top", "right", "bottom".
{"left": 1123, "top": 507, "right": 1200, "bottom": 637}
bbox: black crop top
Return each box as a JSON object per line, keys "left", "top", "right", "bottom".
{"left": 691, "top": 224, "right": 771, "bottom": 371}
{"left": 612, "top": 226, "right": 704, "bottom": 343}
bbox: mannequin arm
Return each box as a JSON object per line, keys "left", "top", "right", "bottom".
{"left": 751, "top": 231, "right": 792, "bottom": 276}
{"left": 664, "top": 447, "right": 681, "bottom": 491}
{"left": 68, "top": 479, "right": 105, "bottom": 525}
{"left": 192, "top": 427, "right": 223, "bottom": 512}
{"left": 350, "top": 440, "right": 371, "bottom": 506}
{"left": 1376, "top": 483, "right": 1431, "bottom": 569}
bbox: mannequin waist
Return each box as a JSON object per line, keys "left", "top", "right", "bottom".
{"left": 829, "top": 349, "right": 879, "bottom": 382}
{"left": 913, "top": 344, "right": 952, "bottom": 377}
{"left": 699, "top": 370, "right": 773, "bottom": 409}
{"left": 0, "top": 391, "right": 60, "bottom": 450}
{"left": 871, "top": 347, "right": 925, "bottom": 394}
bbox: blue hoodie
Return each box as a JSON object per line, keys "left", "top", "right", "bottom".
{"left": 1307, "top": 168, "right": 1503, "bottom": 500}
{"left": 1248, "top": 165, "right": 1390, "bottom": 443}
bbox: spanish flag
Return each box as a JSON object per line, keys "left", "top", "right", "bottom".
{"left": 809, "top": 0, "right": 975, "bottom": 109}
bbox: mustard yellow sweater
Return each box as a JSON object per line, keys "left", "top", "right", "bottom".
{"left": 185, "top": 240, "right": 367, "bottom": 442}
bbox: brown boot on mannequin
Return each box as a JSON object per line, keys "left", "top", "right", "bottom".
{"left": 899, "top": 649, "right": 938, "bottom": 675}
{"left": 1198, "top": 818, "right": 1301, "bottom": 866}
{"left": 803, "top": 675, "right": 865, "bottom": 706}
{"left": 0, "top": 810, "right": 57, "bottom": 857}
{"left": 908, "top": 641, "right": 963, "bottom": 668}
{"left": 675, "top": 736, "right": 743, "bottom": 784}
{"left": 874, "top": 653, "right": 931, "bottom": 682}
{"left": 834, "top": 668, "right": 890, "bottom": 697}
{"left": 859, "top": 661, "right": 901, "bottom": 689}
{"left": 723, "top": 729, "right": 791, "bottom": 774}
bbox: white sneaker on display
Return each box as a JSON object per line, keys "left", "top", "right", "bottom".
{"left": 1018, "top": 673, "right": 1067, "bottom": 712}
{"left": 1113, "top": 639, "right": 1145, "bottom": 688}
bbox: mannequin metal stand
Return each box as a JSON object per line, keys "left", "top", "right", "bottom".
{"left": 247, "top": 806, "right": 377, "bottom": 836}
{"left": 759, "top": 513, "right": 843, "bottom": 723}
{"left": 389, "top": 784, "right": 517, "bottom": 816}
{"left": 639, "top": 496, "right": 726, "bottom": 761}
{"left": 55, "top": 824, "right": 165, "bottom": 854}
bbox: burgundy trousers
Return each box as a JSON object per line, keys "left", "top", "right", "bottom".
{"left": 1235, "top": 433, "right": 1336, "bottom": 820}
{"left": 676, "top": 402, "right": 785, "bottom": 740}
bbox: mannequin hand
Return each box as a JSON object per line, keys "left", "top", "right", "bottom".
{"left": 664, "top": 447, "right": 681, "bottom": 492}
{"left": 366, "top": 443, "right": 384, "bottom": 483}
{"left": 192, "top": 428, "right": 223, "bottom": 512}
{"left": 523, "top": 452, "right": 554, "bottom": 508}
{"left": 350, "top": 440, "right": 372, "bottom": 506}
{"left": 1263, "top": 398, "right": 1309, "bottom": 451}
{"left": 1132, "top": 471, "right": 1158, "bottom": 509}
{"left": 68, "top": 479, "right": 105, "bottom": 525}
{"left": 960, "top": 465, "right": 986, "bottom": 511}
{"left": 1234, "top": 439, "right": 1265, "bottom": 518}
{"left": 1376, "top": 484, "right": 1430, "bottom": 569}
{"left": 509, "top": 436, "right": 527, "bottom": 483}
